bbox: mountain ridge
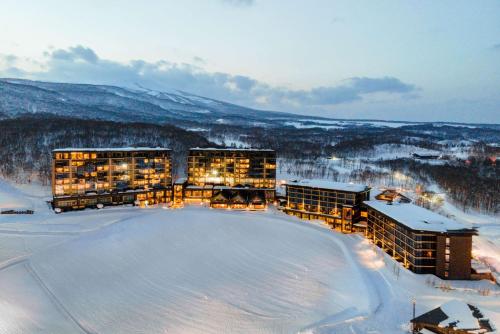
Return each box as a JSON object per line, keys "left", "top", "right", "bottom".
{"left": 1, "top": 78, "right": 497, "bottom": 128}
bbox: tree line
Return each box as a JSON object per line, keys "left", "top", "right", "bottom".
{"left": 0, "top": 115, "right": 212, "bottom": 184}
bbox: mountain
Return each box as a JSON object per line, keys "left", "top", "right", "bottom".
{"left": 1, "top": 78, "right": 497, "bottom": 130}
{"left": 0, "top": 78, "right": 297, "bottom": 127}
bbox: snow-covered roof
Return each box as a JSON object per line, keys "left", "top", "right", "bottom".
{"left": 174, "top": 178, "right": 187, "bottom": 184}
{"left": 286, "top": 179, "right": 369, "bottom": 193}
{"left": 364, "top": 201, "right": 474, "bottom": 233}
{"left": 471, "top": 259, "right": 492, "bottom": 274}
{"left": 418, "top": 329, "right": 436, "bottom": 334}
{"left": 439, "top": 300, "right": 480, "bottom": 330}
{"left": 213, "top": 186, "right": 270, "bottom": 190}
{"left": 413, "top": 300, "right": 497, "bottom": 333}
{"left": 185, "top": 185, "right": 214, "bottom": 189}
{"left": 53, "top": 147, "right": 171, "bottom": 152}
{"left": 190, "top": 147, "right": 274, "bottom": 152}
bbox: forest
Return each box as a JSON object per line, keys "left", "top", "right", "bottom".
{"left": 1, "top": 114, "right": 498, "bottom": 214}
{"left": 378, "top": 158, "right": 499, "bottom": 214}
{"left": 0, "top": 115, "right": 212, "bottom": 184}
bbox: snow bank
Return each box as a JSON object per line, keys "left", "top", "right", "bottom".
{"left": 0, "top": 179, "right": 34, "bottom": 210}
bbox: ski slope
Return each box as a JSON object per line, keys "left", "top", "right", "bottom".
{"left": 0, "top": 181, "right": 499, "bottom": 333}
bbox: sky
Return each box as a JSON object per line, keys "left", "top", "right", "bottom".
{"left": 0, "top": 0, "right": 499, "bottom": 123}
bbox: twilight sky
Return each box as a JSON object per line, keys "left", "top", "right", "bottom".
{"left": 1, "top": 0, "right": 499, "bottom": 123}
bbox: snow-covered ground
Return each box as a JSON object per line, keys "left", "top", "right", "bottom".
{"left": 0, "top": 180, "right": 499, "bottom": 333}
{"left": 361, "top": 144, "right": 442, "bottom": 161}
{"left": 207, "top": 135, "right": 251, "bottom": 148}
{"left": 286, "top": 119, "right": 420, "bottom": 129}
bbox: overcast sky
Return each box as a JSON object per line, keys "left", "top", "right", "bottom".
{"left": 1, "top": 0, "right": 499, "bottom": 123}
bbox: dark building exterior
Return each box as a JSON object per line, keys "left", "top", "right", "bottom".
{"left": 52, "top": 148, "right": 172, "bottom": 211}
{"left": 283, "top": 180, "right": 371, "bottom": 233}
{"left": 364, "top": 200, "right": 476, "bottom": 280}
{"left": 375, "top": 189, "right": 411, "bottom": 203}
{"left": 184, "top": 148, "right": 276, "bottom": 208}
{"left": 411, "top": 300, "right": 495, "bottom": 333}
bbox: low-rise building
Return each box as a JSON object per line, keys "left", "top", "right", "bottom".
{"left": 364, "top": 200, "right": 477, "bottom": 280}
{"left": 375, "top": 189, "right": 411, "bottom": 203}
{"left": 411, "top": 299, "right": 496, "bottom": 333}
{"left": 283, "top": 179, "right": 371, "bottom": 233}
{"left": 52, "top": 148, "right": 172, "bottom": 211}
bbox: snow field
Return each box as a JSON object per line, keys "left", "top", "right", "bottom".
{"left": 1, "top": 206, "right": 371, "bottom": 333}
{"left": 0, "top": 180, "right": 499, "bottom": 333}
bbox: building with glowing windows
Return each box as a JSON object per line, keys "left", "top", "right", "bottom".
{"left": 364, "top": 200, "right": 476, "bottom": 280}
{"left": 52, "top": 148, "right": 172, "bottom": 211}
{"left": 283, "top": 180, "right": 371, "bottom": 233}
{"left": 183, "top": 148, "right": 276, "bottom": 208}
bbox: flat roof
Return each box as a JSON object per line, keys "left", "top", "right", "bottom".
{"left": 190, "top": 147, "right": 274, "bottom": 152}
{"left": 53, "top": 147, "right": 171, "bottom": 152}
{"left": 286, "top": 179, "right": 369, "bottom": 193}
{"left": 185, "top": 185, "right": 214, "bottom": 189}
{"left": 364, "top": 200, "right": 474, "bottom": 233}
{"left": 174, "top": 177, "right": 187, "bottom": 184}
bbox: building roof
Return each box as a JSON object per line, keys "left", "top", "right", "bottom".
{"left": 185, "top": 185, "right": 214, "bottom": 189}
{"left": 471, "top": 259, "right": 492, "bottom": 274}
{"left": 364, "top": 200, "right": 475, "bottom": 233}
{"left": 174, "top": 178, "right": 187, "bottom": 185}
{"left": 190, "top": 147, "right": 274, "bottom": 152}
{"left": 412, "top": 306, "right": 449, "bottom": 326}
{"left": 375, "top": 189, "right": 412, "bottom": 203}
{"left": 286, "top": 179, "right": 369, "bottom": 193}
{"left": 53, "top": 147, "right": 171, "bottom": 152}
{"left": 412, "top": 300, "right": 496, "bottom": 333}
{"left": 213, "top": 186, "right": 271, "bottom": 191}
{"left": 417, "top": 329, "right": 437, "bottom": 334}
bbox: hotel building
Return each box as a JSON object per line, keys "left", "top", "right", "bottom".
{"left": 364, "top": 200, "right": 476, "bottom": 280}
{"left": 184, "top": 148, "right": 276, "bottom": 208}
{"left": 283, "top": 180, "right": 371, "bottom": 233}
{"left": 52, "top": 148, "right": 172, "bottom": 211}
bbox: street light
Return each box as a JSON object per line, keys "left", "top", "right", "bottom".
{"left": 411, "top": 298, "right": 416, "bottom": 333}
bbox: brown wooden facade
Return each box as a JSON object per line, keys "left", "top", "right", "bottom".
{"left": 284, "top": 183, "right": 370, "bottom": 233}
{"left": 52, "top": 148, "right": 172, "bottom": 211}
{"left": 364, "top": 203, "right": 476, "bottom": 280}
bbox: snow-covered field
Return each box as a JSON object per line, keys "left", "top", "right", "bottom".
{"left": 282, "top": 119, "right": 486, "bottom": 130}
{"left": 0, "top": 180, "right": 499, "bottom": 333}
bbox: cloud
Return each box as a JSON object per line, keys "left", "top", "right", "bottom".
{"left": 49, "top": 45, "right": 99, "bottom": 63}
{"left": 222, "top": 0, "right": 255, "bottom": 7}
{"left": 0, "top": 45, "right": 418, "bottom": 111}
{"left": 492, "top": 43, "right": 500, "bottom": 51}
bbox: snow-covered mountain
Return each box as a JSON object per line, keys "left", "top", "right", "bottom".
{"left": 0, "top": 78, "right": 296, "bottom": 126}
{"left": 1, "top": 78, "right": 497, "bottom": 130}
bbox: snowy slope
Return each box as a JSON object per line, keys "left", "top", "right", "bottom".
{"left": 0, "top": 79, "right": 295, "bottom": 126}
{"left": 2, "top": 78, "right": 495, "bottom": 129}
{"left": 0, "top": 181, "right": 499, "bottom": 333}
{"left": 0, "top": 206, "right": 372, "bottom": 333}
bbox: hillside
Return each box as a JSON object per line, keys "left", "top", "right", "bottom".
{"left": 0, "top": 78, "right": 297, "bottom": 127}
{"left": 2, "top": 79, "right": 497, "bottom": 130}
{"left": 0, "top": 182, "right": 498, "bottom": 334}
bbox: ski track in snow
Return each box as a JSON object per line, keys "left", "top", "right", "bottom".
{"left": 0, "top": 205, "right": 375, "bottom": 333}
{"left": 0, "top": 181, "right": 499, "bottom": 333}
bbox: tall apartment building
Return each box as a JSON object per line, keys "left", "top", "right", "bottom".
{"left": 364, "top": 200, "right": 476, "bottom": 280}
{"left": 283, "top": 180, "right": 371, "bottom": 233}
{"left": 52, "top": 148, "right": 172, "bottom": 211}
{"left": 184, "top": 148, "right": 276, "bottom": 208}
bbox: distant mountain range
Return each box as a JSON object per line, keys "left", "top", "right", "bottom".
{"left": 1, "top": 78, "right": 497, "bottom": 129}
{"left": 0, "top": 78, "right": 297, "bottom": 127}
